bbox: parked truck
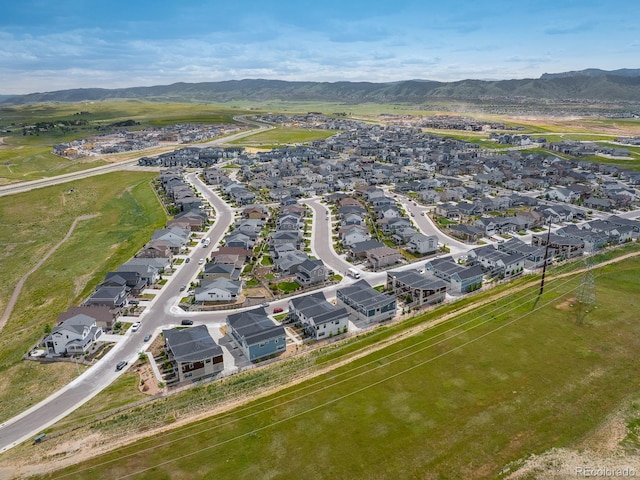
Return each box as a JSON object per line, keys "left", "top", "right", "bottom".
{"left": 347, "top": 267, "right": 361, "bottom": 279}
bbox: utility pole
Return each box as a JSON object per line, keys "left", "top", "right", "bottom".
{"left": 576, "top": 256, "right": 596, "bottom": 325}
{"left": 538, "top": 216, "right": 552, "bottom": 296}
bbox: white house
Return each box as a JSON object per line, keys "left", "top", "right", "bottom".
{"left": 44, "top": 314, "right": 103, "bottom": 355}
{"left": 289, "top": 292, "right": 349, "bottom": 340}
{"left": 407, "top": 233, "right": 438, "bottom": 255}
{"left": 195, "top": 278, "right": 242, "bottom": 303}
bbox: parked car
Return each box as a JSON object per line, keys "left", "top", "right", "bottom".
{"left": 143, "top": 334, "right": 152, "bottom": 342}
{"left": 181, "top": 319, "right": 193, "bottom": 326}
{"left": 180, "top": 284, "right": 187, "bottom": 291}
{"left": 116, "top": 360, "right": 127, "bottom": 371}
{"left": 131, "top": 322, "right": 141, "bottom": 332}
{"left": 198, "top": 258, "right": 205, "bottom": 265}
{"left": 185, "top": 257, "right": 190, "bottom": 263}
{"left": 273, "top": 307, "right": 284, "bottom": 314}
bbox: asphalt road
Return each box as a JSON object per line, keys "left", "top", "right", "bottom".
{"left": 0, "top": 118, "right": 274, "bottom": 453}
{"left": 1, "top": 114, "right": 635, "bottom": 452}
{"left": 0, "top": 115, "right": 273, "bottom": 198}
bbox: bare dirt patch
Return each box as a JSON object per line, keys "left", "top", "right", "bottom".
{"left": 555, "top": 297, "right": 576, "bottom": 311}
{"left": 505, "top": 404, "right": 640, "bottom": 479}
{"left": 136, "top": 362, "right": 161, "bottom": 395}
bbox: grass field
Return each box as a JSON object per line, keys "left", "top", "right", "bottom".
{"left": 228, "top": 126, "right": 338, "bottom": 146}
{"left": 0, "top": 101, "right": 247, "bottom": 183}
{"left": 0, "top": 171, "right": 165, "bottom": 422}
{"left": 29, "top": 246, "right": 640, "bottom": 479}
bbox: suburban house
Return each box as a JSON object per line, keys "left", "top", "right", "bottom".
{"left": 195, "top": 278, "right": 242, "bottom": 303}
{"left": 167, "top": 208, "right": 208, "bottom": 231}
{"left": 339, "top": 225, "right": 371, "bottom": 247}
{"left": 349, "top": 240, "right": 385, "bottom": 259}
{"left": 243, "top": 205, "right": 269, "bottom": 220}
{"left": 226, "top": 307, "right": 287, "bottom": 362}
{"left": 56, "top": 306, "right": 115, "bottom": 330}
{"left": 44, "top": 314, "right": 103, "bottom": 355}
{"left": 406, "top": 233, "right": 439, "bottom": 255}
{"left": 381, "top": 217, "right": 412, "bottom": 234}
{"left": 224, "top": 231, "right": 254, "bottom": 250}
{"left": 295, "top": 259, "right": 328, "bottom": 286}
{"left": 386, "top": 270, "right": 447, "bottom": 307}
{"left": 288, "top": 292, "right": 349, "bottom": 340}
{"left": 274, "top": 250, "right": 311, "bottom": 274}
{"left": 424, "top": 256, "right": 484, "bottom": 294}
{"left": 270, "top": 230, "right": 302, "bottom": 249}
{"left": 100, "top": 271, "right": 146, "bottom": 295}
{"left": 151, "top": 227, "right": 190, "bottom": 254}
{"left": 336, "top": 280, "right": 397, "bottom": 323}
{"left": 277, "top": 213, "right": 303, "bottom": 231}
{"left": 447, "top": 224, "right": 484, "bottom": 243}
{"left": 498, "top": 238, "right": 550, "bottom": 269}
{"left": 84, "top": 285, "right": 128, "bottom": 309}
{"left": 163, "top": 325, "right": 224, "bottom": 384}
{"left": 366, "top": 246, "right": 403, "bottom": 270}
{"left": 532, "top": 233, "right": 584, "bottom": 260}
{"left": 118, "top": 258, "right": 168, "bottom": 284}
{"left": 202, "top": 262, "right": 242, "bottom": 281}
{"left": 466, "top": 245, "right": 525, "bottom": 278}
{"left": 136, "top": 240, "right": 173, "bottom": 259}
{"left": 555, "top": 224, "right": 609, "bottom": 253}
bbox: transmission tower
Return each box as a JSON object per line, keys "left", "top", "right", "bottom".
{"left": 575, "top": 257, "right": 596, "bottom": 325}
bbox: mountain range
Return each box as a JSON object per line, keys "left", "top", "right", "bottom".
{"left": 3, "top": 69, "right": 640, "bottom": 106}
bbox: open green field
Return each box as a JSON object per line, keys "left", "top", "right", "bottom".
{"left": 0, "top": 101, "right": 247, "bottom": 183}
{"left": 32, "top": 247, "right": 640, "bottom": 479}
{"left": 0, "top": 135, "right": 109, "bottom": 184}
{"left": 0, "top": 101, "right": 244, "bottom": 129}
{"left": 228, "top": 126, "right": 338, "bottom": 147}
{"left": 0, "top": 171, "right": 165, "bottom": 422}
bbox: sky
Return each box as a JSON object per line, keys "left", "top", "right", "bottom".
{"left": 1, "top": 0, "right": 639, "bottom": 95}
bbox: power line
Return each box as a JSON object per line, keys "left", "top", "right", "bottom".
{"left": 115, "top": 278, "right": 586, "bottom": 480}
{"left": 51, "top": 253, "right": 594, "bottom": 444}
{"left": 52, "top": 266, "right": 587, "bottom": 479}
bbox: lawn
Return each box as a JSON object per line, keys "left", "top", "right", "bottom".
{"left": 0, "top": 171, "right": 165, "bottom": 422}
{"left": 35, "top": 249, "right": 640, "bottom": 479}
{"left": 228, "top": 126, "right": 338, "bottom": 146}
{"left": 276, "top": 281, "right": 301, "bottom": 294}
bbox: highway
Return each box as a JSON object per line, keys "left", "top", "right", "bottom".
{"left": 0, "top": 115, "right": 273, "bottom": 198}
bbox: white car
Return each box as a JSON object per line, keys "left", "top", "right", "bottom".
{"left": 131, "top": 322, "right": 141, "bottom": 332}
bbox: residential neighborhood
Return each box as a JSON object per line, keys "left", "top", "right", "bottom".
{"left": 26, "top": 112, "right": 640, "bottom": 394}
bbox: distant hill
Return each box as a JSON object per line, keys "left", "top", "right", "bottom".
{"left": 3, "top": 70, "right": 640, "bottom": 106}
{"left": 541, "top": 68, "right": 640, "bottom": 79}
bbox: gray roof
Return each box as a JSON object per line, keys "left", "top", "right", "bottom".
{"left": 227, "top": 307, "right": 285, "bottom": 346}
{"left": 203, "top": 263, "right": 241, "bottom": 280}
{"left": 337, "top": 280, "right": 396, "bottom": 310}
{"left": 163, "top": 325, "right": 223, "bottom": 363}
{"left": 426, "top": 256, "right": 484, "bottom": 280}
{"left": 52, "top": 313, "right": 96, "bottom": 335}
{"left": 290, "top": 292, "right": 348, "bottom": 326}
{"left": 350, "top": 240, "right": 385, "bottom": 254}
{"left": 387, "top": 270, "right": 447, "bottom": 291}
{"left": 198, "top": 278, "right": 242, "bottom": 295}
